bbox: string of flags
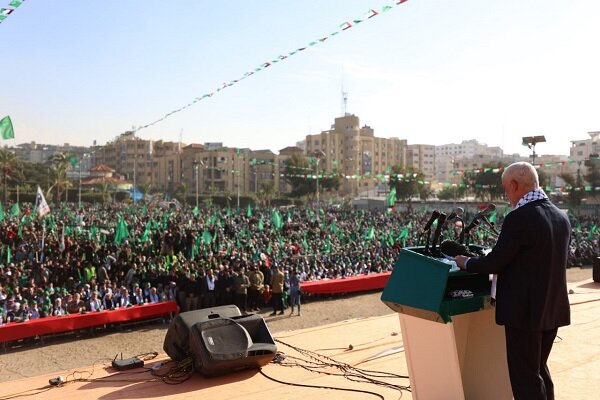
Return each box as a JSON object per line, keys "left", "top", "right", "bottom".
{"left": 133, "top": 0, "right": 411, "bottom": 133}
{"left": 449, "top": 158, "right": 600, "bottom": 176}
{"left": 0, "top": 0, "right": 24, "bottom": 25}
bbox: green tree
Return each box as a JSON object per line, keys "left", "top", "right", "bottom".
{"left": 47, "top": 152, "right": 74, "bottom": 203}
{"left": 138, "top": 183, "right": 152, "bottom": 202}
{"left": 99, "top": 182, "right": 112, "bottom": 204}
{"left": 0, "top": 148, "right": 23, "bottom": 203}
{"left": 437, "top": 184, "right": 467, "bottom": 201}
{"left": 584, "top": 156, "right": 600, "bottom": 197}
{"left": 257, "top": 181, "right": 276, "bottom": 207}
{"left": 174, "top": 182, "right": 190, "bottom": 206}
{"left": 284, "top": 154, "right": 340, "bottom": 198}
{"left": 462, "top": 163, "right": 504, "bottom": 202}
{"left": 389, "top": 166, "right": 423, "bottom": 204}
{"left": 559, "top": 171, "right": 583, "bottom": 208}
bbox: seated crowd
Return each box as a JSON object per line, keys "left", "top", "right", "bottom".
{"left": 1, "top": 203, "right": 598, "bottom": 326}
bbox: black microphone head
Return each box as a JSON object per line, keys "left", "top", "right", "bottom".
{"left": 455, "top": 207, "right": 464, "bottom": 216}
{"left": 488, "top": 203, "right": 496, "bottom": 212}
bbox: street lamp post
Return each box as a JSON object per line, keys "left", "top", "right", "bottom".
{"left": 522, "top": 136, "right": 546, "bottom": 165}
{"left": 313, "top": 150, "right": 326, "bottom": 208}
{"left": 237, "top": 154, "right": 241, "bottom": 208}
{"left": 193, "top": 161, "right": 199, "bottom": 208}
{"left": 78, "top": 153, "right": 89, "bottom": 209}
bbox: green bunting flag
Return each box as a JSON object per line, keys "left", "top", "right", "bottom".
{"left": 0, "top": 116, "right": 14, "bottom": 140}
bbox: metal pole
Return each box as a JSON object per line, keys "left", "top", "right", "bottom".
{"left": 195, "top": 165, "right": 199, "bottom": 208}
{"left": 78, "top": 160, "right": 82, "bottom": 208}
{"left": 133, "top": 157, "right": 137, "bottom": 206}
{"left": 255, "top": 164, "right": 258, "bottom": 193}
{"left": 237, "top": 155, "right": 240, "bottom": 208}
{"left": 316, "top": 159, "right": 320, "bottom": 206}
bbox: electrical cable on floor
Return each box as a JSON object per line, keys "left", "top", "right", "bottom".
{"left": 272, "top": 338, "right": 411, "bottom": 396}
{"left": 259, "top": 369, "right": 386, "bottom": 400}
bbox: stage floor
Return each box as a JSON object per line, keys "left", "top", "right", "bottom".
{"left": 1, "top": 279, "right": 598, "bottom": 400}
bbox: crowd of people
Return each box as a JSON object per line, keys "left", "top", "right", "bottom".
{"left": 0, "top": 200, "right": 598, "bottom": 326}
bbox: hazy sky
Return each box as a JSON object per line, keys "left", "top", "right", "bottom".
{"left": 1, "top": 0, "right": 599, "bottom": 156}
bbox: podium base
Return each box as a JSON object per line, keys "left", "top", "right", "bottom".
{"left": 399, "top": 308, "right": 512, "bottom": 400}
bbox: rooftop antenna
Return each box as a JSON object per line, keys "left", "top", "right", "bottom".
{"left": 341, "top": 84, "right": 348, "bottom": 116}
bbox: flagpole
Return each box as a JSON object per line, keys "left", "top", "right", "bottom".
{"left": 41, "top": 219, "right": 46, "bottom": 263}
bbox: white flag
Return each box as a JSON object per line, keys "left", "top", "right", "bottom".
{"left": 36, "top": 186, "right": 51, "bottom": 217}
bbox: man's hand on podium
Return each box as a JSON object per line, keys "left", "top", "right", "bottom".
{"left": 454, "top": 255, "right": 469, "bottom": 270}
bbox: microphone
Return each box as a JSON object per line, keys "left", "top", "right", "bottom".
{"left": 422, "top": 210, "right": 440, "bottom": 232}
{"left": 473, "top": 203, "right": 496, "bottom": 220}
{"left": 446, "top": 207, "right": 464, "bottom": 223}
{"left": 461, "top": 204, "right": 496, "bottom": 243}
{"left": 430, "top": 213, "right": 447, "bottom": 256}
{"left": 440, "top": 240, "right": 477, "bottom": 258}
{"left": 480, "top": 215, "right": 500, "bottom": 236}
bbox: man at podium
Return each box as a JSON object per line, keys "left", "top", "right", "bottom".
{"left": 455, "top": 162, "right": 571, "bottom": 400}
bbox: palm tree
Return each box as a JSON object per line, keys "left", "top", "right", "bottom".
{"left": 175, "top": 183, "right": 190, "bottom": 206}
{"left": 99, "top": 182, "right": 112, "bottom": 204}
{"left": 47, "top": 152, "right": 73, "bottom": 203}
{"left": 259, "top": 181, "right": 275, "bottom": 207}
{"left": 0, "top": 148, "right": 23, "bottom": 204}
{"left": 138, "top": 183, "right": 152, "bottom": 203}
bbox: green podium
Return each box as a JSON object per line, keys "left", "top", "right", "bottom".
{"left": 381, "top": 247, "right": 512, "bottom": 400}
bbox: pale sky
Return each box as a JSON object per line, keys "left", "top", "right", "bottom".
{"left": 1, "top": 0, "right": 599, "bottom": 157}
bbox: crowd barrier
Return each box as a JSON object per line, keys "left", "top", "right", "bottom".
{"left": 0, "top": 301, "right": 179, "bottom": 343}
{"left": 300, "top": 272, "right": 392, "bottom": 295}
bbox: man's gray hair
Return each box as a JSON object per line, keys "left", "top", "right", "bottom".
{"left": 502, "top": 162, "right": 539, "bottom": 189}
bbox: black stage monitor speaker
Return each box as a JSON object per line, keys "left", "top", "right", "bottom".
{"left": 163, "top": 305, "right": 242, "bottom": 361}
{"left": 594, "top": 257, "right": 600, "bottom": 283}
{"left": 189, "top": 314, "right": 277, "bottom": 377}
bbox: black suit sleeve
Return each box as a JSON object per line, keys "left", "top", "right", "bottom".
{"left": 466, "top": 211, "right": 530, "bottom": 274}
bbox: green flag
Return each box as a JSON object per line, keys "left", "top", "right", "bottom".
{"left": 271, "top": 210, "right": 283, "bottom": 230}
{"left": 258, "top": 219, "right": 264, "bottom": 231}
{"left": 329, "top": 219, "right": 338, "bottom": 235}
{"left": 0, "top": 116, "right": 14, "bottom": 140}
{"left": 10, "top": 203, "right": 20, "bottom": 218}
{"left": 387, "top": 187, "right": 396, "bottom": 207}
{"left": 363, "top": 227, "right": 375, "bottom": 241}
{"left": 6, "top": 246, "right": 11, "bottom": 264}
{"left": 114, "top": 216, "right": 129, "bottom": 244}
{"left": 246, "top": 204, "right": 252, "bottom": 217}
{"left": 0, "top": 201, "right": 4, "bottom": 221}
{"left": 192, "top": 206, "right": 199, "bottom": 217}
{"left": 201, "top": 229, "right": 213, "bottom": 245}
{"left": 488, "top": 210, "right": 497, "bottom": 224}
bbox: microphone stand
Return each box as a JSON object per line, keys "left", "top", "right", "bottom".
{"left": 430, "top": 213, "right": 447, "bottom": 257}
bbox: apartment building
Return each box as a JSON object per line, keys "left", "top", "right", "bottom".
{"left": 305, "top": 114, "right": 407, "bottom": 195}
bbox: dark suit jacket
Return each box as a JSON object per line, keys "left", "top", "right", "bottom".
{"left": 467, "top": 199, "right": 571, "bottom": 331}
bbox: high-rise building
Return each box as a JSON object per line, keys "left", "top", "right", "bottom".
{"left": 406, "top": 144, "right": 436, "bottom": 183}
{"left": 305, "top": 114, "right": 407, "bottom": 195}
